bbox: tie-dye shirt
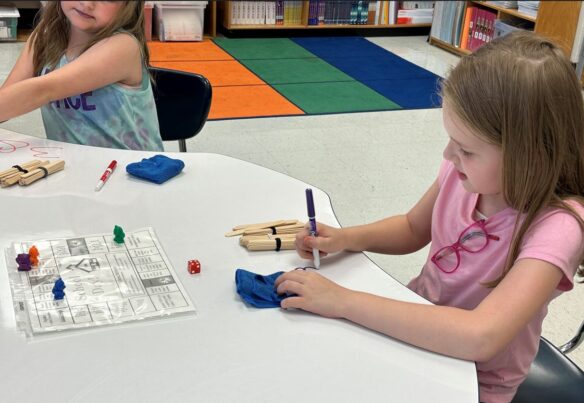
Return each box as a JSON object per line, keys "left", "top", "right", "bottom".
{"left": 40, "top": 52, "right": 163, "bottom": 151}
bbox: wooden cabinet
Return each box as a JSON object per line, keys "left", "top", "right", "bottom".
{"left": 429, "top": 1, "right": 582, "bottom": 58}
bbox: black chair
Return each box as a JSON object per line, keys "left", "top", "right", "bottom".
{"left": 512, "top": 320, "right": 584, "bottom": 403}
{"left": 149, "top": 66, "right": 212, "bottom": 152}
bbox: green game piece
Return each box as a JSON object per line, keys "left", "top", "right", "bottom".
{"left": 113, "top": 225, "right": 125, "bottom": 244}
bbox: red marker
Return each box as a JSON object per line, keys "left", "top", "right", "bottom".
{"left": 95, "top": 160, "right": 117, "bottom": 191}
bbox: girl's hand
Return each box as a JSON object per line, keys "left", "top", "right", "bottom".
{"left": 275, "top": 270, "right": 351, "bottom": 318}
{"left": 295, "top": 222, "right": 347, "bottom": 261}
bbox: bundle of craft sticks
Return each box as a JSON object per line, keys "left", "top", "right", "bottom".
{"left": 226, "top": 219, "right": 305, "bottom": 251}
{"left": 0, "top": 159, "right": 66, "bottom": 187}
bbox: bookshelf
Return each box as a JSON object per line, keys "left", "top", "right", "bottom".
{"left": 219, "top": 1, "right": 433, "bottom": 31}
{"left": 429, "top": 1, "right": 582, "bottom": 59}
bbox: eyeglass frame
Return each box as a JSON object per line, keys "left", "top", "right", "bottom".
{"left": 431, "top": 219, "right": 500, "bottom": 274}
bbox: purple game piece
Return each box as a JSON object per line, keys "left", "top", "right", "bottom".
{"left": 16, "top": 253, "right": 32, "bottom": 271}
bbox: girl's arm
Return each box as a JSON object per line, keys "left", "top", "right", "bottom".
{"left": 0, "top": 33, "right": 142, "bottom": 122}
{"left": 1, "top": 36, "right": 35, "bottom": 88}
{"left": 296, "top": 179, "right": 439, "bottom": 258}
{"left": 276, "top": 257, "right": 563, "bottom": 362}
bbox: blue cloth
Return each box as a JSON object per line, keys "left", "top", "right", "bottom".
{"left": 235, "top": 268, "right": 285, "bottom": 308}
{"left": 126, "top": 155, "right": 185, "bottom": 184}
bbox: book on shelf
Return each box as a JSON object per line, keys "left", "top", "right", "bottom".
{"left": 396, "top": 7, "right": 433, "bottom": 24}
{"left": 517, "top": 1, "right": 539, "bottom": 18}
{"left": 431, "top": 2, "right": 499, "bottom": 51}
{"left": 487, "top": 1, "right": 518, "bottom": 8}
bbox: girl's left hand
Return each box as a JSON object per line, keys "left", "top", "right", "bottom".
{"left": 274, "top": 270, "right": 351, "bottom": 318}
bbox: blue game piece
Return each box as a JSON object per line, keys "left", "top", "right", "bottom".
{"left": 52, "top": 277, "right": 66, "bottom": 300}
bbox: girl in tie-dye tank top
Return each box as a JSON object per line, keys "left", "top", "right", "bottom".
{"left": 0, "top": 1, "right": 163, "bottom": 151}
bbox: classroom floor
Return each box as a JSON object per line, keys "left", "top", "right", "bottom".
{"left": 1, "top": 35, "right": 582, "bottom": 369}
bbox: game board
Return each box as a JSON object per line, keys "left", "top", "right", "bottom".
{"left": 5, "top": 227, "right": 195, "bottom": 336}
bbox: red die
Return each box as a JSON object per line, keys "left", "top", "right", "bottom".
{"left": 188, "top": 260, "right": 201, "bottom": 274}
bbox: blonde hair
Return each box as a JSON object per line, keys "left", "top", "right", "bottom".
{"left": 441, "top": 31, "right": 584, "bottom": 287}
{"left": 29, "top": 0, "right": 149, "bottom": 76}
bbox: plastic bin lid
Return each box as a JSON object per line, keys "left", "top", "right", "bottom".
{"left": 0, "top": 6, "right": 20, "bottom": 18}
{"left": 153, "top": 1, "right": 207, "bottom": 6}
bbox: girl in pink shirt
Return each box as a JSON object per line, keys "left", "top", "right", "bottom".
{"left": 275, "top": 31, "right": 584, "bottom": 403}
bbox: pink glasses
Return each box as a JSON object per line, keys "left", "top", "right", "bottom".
{"left": 431, "top": 219, "right": 500, "bottom": 274}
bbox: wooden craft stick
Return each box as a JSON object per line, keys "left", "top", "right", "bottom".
{"left": 226, "top": 219, "right": 301, "bottom": 237}
{"left": 240, "top": 233, "right": 297, "bottom": 246}
{"left": 245, "top": 237, "right": 296, "bottom": 251}
{"left": 19, "top": 160, "right": 65, "bottom": 186}
{"left": 1, "top": 160, "right": 50, "bottom": 188}
{"left": 242, "top": 223, "right": 305, "bottom": 236}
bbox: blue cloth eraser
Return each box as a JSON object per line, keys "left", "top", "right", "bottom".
{"left": 235, "top": 268, "right": 286, "bottom": 308}
{"left": 126, "top": 154, "right": 185, "bottom": 184}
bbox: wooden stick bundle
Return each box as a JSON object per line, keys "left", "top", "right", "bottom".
{"left": 239, "top": 223, "right": 305, "bottom": 236}
{"left": 245, "top": 237, "right": 296, "bottom": 251}
{"left": 19, "top": 160, "right": 65, "bottom": 186}
{"left": 228, "top": 219, "right": 304, "bottom": 251}
{"left": 0, "top": 160, "right": 48, "bottom": 187}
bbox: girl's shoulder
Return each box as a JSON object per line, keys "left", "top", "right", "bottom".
{"left": 530, "top": 200, "right": 584, "bottom": 232}
{"left": 91, "top": 31, "right": 141, "bottom": 52}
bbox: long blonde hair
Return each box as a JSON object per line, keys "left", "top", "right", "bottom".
{"left": 29, "top": 0, "right": 149, "bottom": 76}
{"left": 441, "top": 31, "right": 584, "bottom": 287}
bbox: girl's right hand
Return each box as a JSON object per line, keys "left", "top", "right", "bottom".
{"left": 295, "top": 222, "right": 347, "bottom": 260}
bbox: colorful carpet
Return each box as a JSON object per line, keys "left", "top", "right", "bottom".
{"left": 148, "top": 37, "right": 442, "bottom": 121}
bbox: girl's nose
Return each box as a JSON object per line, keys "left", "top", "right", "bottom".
{"left": 443, "top": 139, "right": 455, "bottom": 161}
{"left": 79, "top": 1, "right": 95, "bottom": 9}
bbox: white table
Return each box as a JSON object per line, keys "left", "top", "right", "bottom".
{"left": 0, "top": 129, "right": 478, "bottom": 403}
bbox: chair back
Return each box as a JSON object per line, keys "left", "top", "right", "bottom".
{"left": 512, "top": 336, "right": 584, "bottom": 403}
{"left": 149, "top": 67, "right": 212, "bottom": 152}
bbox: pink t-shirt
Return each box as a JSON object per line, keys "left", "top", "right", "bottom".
{"left": 407, "top": 160, "right": 584, "bottom": 403}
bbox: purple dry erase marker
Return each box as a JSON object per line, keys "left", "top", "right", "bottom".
{"left": 305, "top": 188, "right": 320, "bottom": 268}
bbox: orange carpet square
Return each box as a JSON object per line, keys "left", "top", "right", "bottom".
{"left": 209, "top": 86, "right": 304, "bottom": 120}
{"left": 150, "top": 60, "right": 263, "bottom": 87}
{"left": 148, "top": 40, "right": 232, "bottom": 62}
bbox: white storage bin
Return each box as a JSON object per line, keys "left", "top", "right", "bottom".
{"left": 154, "top": 1, "right": 207, "bottom": 42}
{"left": 0, "top": 6, "right": 19, "bottom": 41}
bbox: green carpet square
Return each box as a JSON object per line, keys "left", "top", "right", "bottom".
{"left": 274, "top": 82, "right": 402, "bottom": 114}
{"left": 241, "top": 58, "right": 353, "bottom": 84}
{"left": 213, "top": 38, "right": 315, "bottom": 60}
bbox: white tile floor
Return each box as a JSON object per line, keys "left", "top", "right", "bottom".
{"left": 1, "top": 35, "right": 582, "bottom": 368}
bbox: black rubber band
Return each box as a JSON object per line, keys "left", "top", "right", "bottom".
{"left": 12, "top": 165, "right": 28, "bottom": 173}
{"left": 38, "top": 166, "right": 49, "bottom": 178}
{"left": 270, "top": 226, "right": 277, "bottom": 234}
{"left": 275, "top": 238, "right": 282, "bottom": 251}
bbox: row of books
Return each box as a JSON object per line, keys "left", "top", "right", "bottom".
{"left": 431, "top": 2, "right": 533, "bottom": 51}
{"left": 373, "top": 1, "right": 434, "bottom": 25}
{"left": 229, "top": 1, "right": 434, "bottom": 26}
{"left": 307, "top": 0, "right": 372, "bottom": 25}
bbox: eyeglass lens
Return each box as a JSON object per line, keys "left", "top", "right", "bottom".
{"left": 434, "top": 226, "right": 489, "bottom": 271}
